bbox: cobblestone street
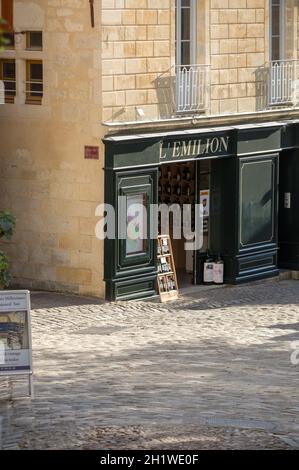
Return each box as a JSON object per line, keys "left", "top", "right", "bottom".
{"left": 0, "top": 278, "right": 299, "bottom": 449}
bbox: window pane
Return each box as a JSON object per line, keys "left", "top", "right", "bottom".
{"left": 271, "top": 37, "right": 280, "bottom": 61}
{"left": 3, "top": 62, "right": 15, "bottom": 79}
{"left": 272, "top": 5, "right": 280, "bottom": 36}
{"left": 30, "top": 63, "right": 43, "bottom": 80}
{"left": 241, "top": 161, "right": 274, "bottom": 246}
{"left": 3, "top": 33, "right": 15, "bottom": 49}
{"left": 28, "top": 31, "right": 43, "bottom": 49}
{"left": 126, "top": 193, "right": 147, "bottom": 255}
{"left": 181, "top": 7, "right": 191, "bottom": 41}
{"left": 30, "top": 83, "right": 43, "bottom": 96}
{"left": 181, "top": 0, "right": 190, "bottom": 6}
{"left": 5, "top": 81, "right": 15, "bottom": 91}
{"left": 181, "top": 42, "right": 190, "bottom": 65}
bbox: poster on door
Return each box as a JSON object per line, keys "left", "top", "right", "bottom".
{"left": 200, "top": 190, "right": 210, "bottom": 217}
{"left": 0, "top": 291, "right": 32, "bottom": 375}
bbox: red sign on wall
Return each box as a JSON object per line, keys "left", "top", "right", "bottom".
{"left": 84, "top": 146, "right": 99, "bottom": 160}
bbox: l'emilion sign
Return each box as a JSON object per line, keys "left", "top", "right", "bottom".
{"left": 159, "top": 134, "right": 232, "bottom": 162}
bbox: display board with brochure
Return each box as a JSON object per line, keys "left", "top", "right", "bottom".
{"left": 0, "top": 290, "right": 33, "bottom": 397}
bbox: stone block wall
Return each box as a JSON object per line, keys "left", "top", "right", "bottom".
{"left": 0, "top": 0, "right": 104, "bottom": 297}
{"left": 209, "top": 0, "right": 267, "bottom": 115}
{"left": 101, "top": 0, "right": 175, "bottom": 123}
{"left": 102, "top": 0, "right": 299, "bottom": 122}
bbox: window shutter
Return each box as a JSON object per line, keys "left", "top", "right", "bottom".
{"left": 1, "top": 0, "right": 14, "bottom": 32}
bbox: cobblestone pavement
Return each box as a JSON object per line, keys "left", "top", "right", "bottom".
{"left": 0, "top": 278, "right": 299, "bottom": 449}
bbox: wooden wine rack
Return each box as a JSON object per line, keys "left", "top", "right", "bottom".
{"left": 158, "top": 162, "right": 196, "bottom": 206}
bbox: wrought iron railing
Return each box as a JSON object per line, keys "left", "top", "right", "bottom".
{"left": 268, "top": 60, "right": 298, "bottom": 105}
{"left": 175, "top": 64, "right": 210, "bottom": 113}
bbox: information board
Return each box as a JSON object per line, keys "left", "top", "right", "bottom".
{"left": 0, "top": 290, "right": 33, "bottom": 396}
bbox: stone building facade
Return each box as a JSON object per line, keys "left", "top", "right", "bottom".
{"left": 1, "top": 1, "right": 299, "bottom": 299}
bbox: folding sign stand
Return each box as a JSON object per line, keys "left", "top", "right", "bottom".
{"left": 157, "top": 235, "right": 179, "bottom": 302}
{"left": 0, "top": 290, "right": 34, "bottom": 398}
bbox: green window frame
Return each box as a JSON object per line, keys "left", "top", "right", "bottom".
{"left": 239, "top": 156, "right": 278, "bottom": 248}
{"left": 116, "top": 172, "right": 156, "bottom": 271}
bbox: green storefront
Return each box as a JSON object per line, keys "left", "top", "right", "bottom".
{"left": 103, "top": 120, "right": 299, "bottom": 301}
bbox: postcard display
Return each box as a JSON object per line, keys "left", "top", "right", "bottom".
{"left": 157, "top": 235, "right": 179, "bottom": 302}
{"left": 0, "top": 290, "right": 34, "bottom": 397}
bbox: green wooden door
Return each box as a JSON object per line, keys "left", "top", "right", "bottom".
{"left": 105, "top": 168, "right": 158, "bottom": 301}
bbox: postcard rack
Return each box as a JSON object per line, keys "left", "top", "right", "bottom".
{"left": 157, "top": 234, "right": 179, "bottom": 302}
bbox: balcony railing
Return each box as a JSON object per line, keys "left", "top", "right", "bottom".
{"left": 175, "top": 64, "right": 210, "bottom": 113}
{"left": 268, "top": 60, "right": 298, "bottom": 106}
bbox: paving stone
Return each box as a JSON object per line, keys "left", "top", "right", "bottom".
{"left": 0, "top": 279, "right": 299, "bottom": 449}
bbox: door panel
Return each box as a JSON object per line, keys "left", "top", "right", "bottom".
{"left": 105, "top": 168, "right": 158, "bottom": 300}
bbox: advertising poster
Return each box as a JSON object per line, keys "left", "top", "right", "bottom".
{"left": 126, "top": 194, "right": 147, "bottom": 256}
{"left": 200, "top": 190, "right": 210, "bottom": 217}
{"left": 0, "top": 291, "right": 32, "bottom": 375}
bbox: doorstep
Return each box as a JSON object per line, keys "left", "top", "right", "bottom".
{"left": 169, "top": 269, "right": 298, "bottom": 299}
{"left": 134, "top": 269, "right": 298, "bottom": 303}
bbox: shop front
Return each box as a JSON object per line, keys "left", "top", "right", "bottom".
{"left": 104, "top": 121, "right": 298, "bottom": 301}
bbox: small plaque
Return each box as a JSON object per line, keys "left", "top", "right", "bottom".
{"left": 84, "top": 146, "right": 99, "bottom": 160}
{"left": 284, "top": 192, "right": 291, "bottom": 209}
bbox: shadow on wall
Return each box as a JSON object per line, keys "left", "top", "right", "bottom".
{"left": 255, "top": 66, "right": 268, "bottom": 112}
{"left": 154, "top": 69, "right": 176, "bottom": 119}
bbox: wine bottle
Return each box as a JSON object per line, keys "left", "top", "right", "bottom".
{"left": 175, "top": 184, "right": 181, "bottom": 196}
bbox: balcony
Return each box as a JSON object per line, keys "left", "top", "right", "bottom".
{"left": 175, "top": 64, "right": 210, "bottom": 114}
{"left": 268, "top": 60, "right": 299, "bottom": 106}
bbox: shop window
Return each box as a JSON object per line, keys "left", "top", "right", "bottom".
{"left": 116, "top": 173, "right": 155, "bottom": 270}
{"left": 0, "top": 59, "right": 16, "bottom": 103}
{"left": 26, "top": 60, "right": 43, "bottom": 105}
{"left": 240, "top": 159, "right": 275, "bottom": 247}
{"left": 26, "top": 31, "right": 43, "bottom": 50}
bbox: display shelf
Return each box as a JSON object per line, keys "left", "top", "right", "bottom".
{"left": 157, "top": 234, "right": 179, "bottom": 302}
{"left": 158, "top": 162, "right": 196, "bottom": 208}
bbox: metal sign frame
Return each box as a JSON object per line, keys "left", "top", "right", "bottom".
{"left": 0, "top": 290, "right": 34, "bottom": 397}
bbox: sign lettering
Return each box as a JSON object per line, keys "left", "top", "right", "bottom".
{"left": 160, "top": 135, "right": 231, "bottom": 162}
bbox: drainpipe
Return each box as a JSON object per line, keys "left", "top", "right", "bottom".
{"left": 89, "top": 0, "right": 95, "bottom": 28}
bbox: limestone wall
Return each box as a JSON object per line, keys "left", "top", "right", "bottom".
{"left": 1, "top": 1, "right": 299, "bottom": 299}
{"left": 101, "top": 0, "right": 175, "bottom": 122}
{"left": 102, "top": 0, "right": 299, "bottom": 122}
{"left": 0, "top": 0, "right": 104, "bottom": 297}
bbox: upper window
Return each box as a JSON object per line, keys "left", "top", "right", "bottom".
{"left": 26, "top": 31, "right": 43, "bottom": 50}
{"left": 0, "top": 59, "right": 16, "bottom": 103}
{"left": 270, "top": 0, "right": 284, "bottom": 61}
{"left": 26, "top": 60, "right": 43, "bottom": 105}
{"left": 175, "top": 0, "right": 196, "bottom": 66}
{"left": 2, "top": 32, "right": 15, "bottom": 49}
